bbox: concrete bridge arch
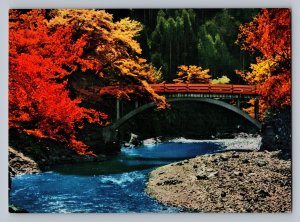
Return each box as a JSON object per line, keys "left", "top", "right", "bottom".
{"left": 102, "top": 98, "right": 261, "bottom": 143}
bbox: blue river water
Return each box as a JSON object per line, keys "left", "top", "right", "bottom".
{"left": 10, "top": 141, "right": 222, "bottom": 213}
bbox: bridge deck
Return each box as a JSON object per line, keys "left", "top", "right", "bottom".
{"left": 78, "top": 84, "right": 259, "bottom": 102}
{"left": 164, "top": 93, "right": 255, "bottom": 99}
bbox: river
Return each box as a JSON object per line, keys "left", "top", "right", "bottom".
{"left": 10, "top": 141, "right": 223, "bottom": 213}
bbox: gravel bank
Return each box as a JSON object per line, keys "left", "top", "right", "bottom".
{"left": 146, "top": 151, "right": 291, "bottom": 213}
{"left": 167, "top": 133, "right": 262, "bottom": 151}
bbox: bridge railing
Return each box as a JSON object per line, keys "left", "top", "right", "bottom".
{"left": 98, "top": 84, "right": 259, "bottom": 95}
{"left": 150, "top": 84, "right": 259, "bottom": 95}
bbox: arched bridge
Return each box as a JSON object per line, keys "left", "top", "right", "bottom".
{"left": 101, "top": 84, "right": 261, "bottom": 144}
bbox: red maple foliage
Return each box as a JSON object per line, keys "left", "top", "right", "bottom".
{"left": 9, "top": 9, "right": 168, "bottom": 154}
{"left": 237, "top": 9, "right": 291, "bottom": 61}
{"left": 9, "top": 10, "right": 107, "bottom": 155}
{"left": 236, "top": 9, "right": 291, "bottom": 112}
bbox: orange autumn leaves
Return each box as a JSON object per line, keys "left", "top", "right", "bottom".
{"left": 9, "top": 9, "right": 166, "bottom": 154}
{"left": 236, "top": 9, "right": 291, "bottom": 113}
{"left": 174, "top": 65, "right": 211, "bottom": 84}
{"left": 49, "top": 9, "right": 166, "bottom": 108}
{"left": 237, "top": 9, "right": 290, "bottom": 60}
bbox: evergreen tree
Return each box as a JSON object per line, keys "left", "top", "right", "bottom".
{"left": 149, "top": 9, "right": 198, "bottom": 82}
{"left": 109, "top": 9, "right": 259, "bottom": 83}
{"left": 197, "top": 9, "right": 257, "bottom": 80}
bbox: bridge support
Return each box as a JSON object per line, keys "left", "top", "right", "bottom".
{"left": 116, "top": 99, "right": 120, "bottom": 120}
{"left": 101, "top": 126, "right": 121, "bottom": 153}
{"left": 236, "top": 95, "right": 241, "bottom": 109}
{"left": 237, "top": 97, "right": 241, "bottom": 109}
{"left": 254, "top": 98, "right": 259, "bottom": 120}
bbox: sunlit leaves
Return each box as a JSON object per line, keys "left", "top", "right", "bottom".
{"left": 174, "top": 65, "right": 211, "bottom": 84}
{"left": 235, "top": 58, "right": 278, "bottom": 85}
{"left": 243, "top": 98, "right": 267, "bottom": 121}
{"left": 211, "top": 75, "right": 231, "bottom": 84}
{"left": 114, "top": 18, "right": 143, "bottom": 54}
{"left": 49, "top": 9, "right": 166, "bottom": 109}
{"left": 236, "top": 9, "right": 291, "bottom": 112}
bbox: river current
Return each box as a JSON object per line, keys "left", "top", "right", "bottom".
{"left": 10, "top": 141, "right": 222, "bottom": 213}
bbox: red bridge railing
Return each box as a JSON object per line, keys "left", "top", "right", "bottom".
{"left": 97, "top": 84, "right": 259, "bottom": 95}
{"left": 150, "top": 84, "right": 259, "bottom": 95}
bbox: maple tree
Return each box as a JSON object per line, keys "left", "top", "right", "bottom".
{"left": 48, "top": 9, "right": 167, "bottom": 109}
{"left": 237, "top": 9, "right": 290, "bottom": 61}
{"left": 9, "top": 9, "right": 168, "bottom": 154}
{"left": 174, "top": 65, "right": 211, "bottom": 84}
{"left": 236, "top": 9, "right": 291, "bottom": 113}
{"left": 9, "top": 10, "right": 108, "bottom": 155}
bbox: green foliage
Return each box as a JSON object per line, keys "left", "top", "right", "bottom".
{"left": 143, "top": 9, "right": 258, "bottom": 82}
{"left": 148, "top": 9, "right": 198, "bottom": 82}
{"left": 197, "top": 9, "right": 257, "bottom": 79}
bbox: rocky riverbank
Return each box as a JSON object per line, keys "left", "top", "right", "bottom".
{"left": 9, "top": 147, "right": 40, "bottom": 176}
{"left": 9, "top": 146, "right": 106, "bottom": 176}
{"left": 146, "top": 151, "right": 291, "bottom": 213}
{"left": 9, "top": 129, "right": 111, "bottom": 177}
{"left": 167, "top": 133, "right": 262, "bottom": 151}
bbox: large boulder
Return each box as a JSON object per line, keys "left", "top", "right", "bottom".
{"left": 129, "top": 133, "right": 142, "bottom": 147}
{"left": 261, "top": 108, "right": 291, "bottom": 158}
{"left": 9, "top": 205, "right": 28, "bottom": 213}
{"left": 9, "top": 147, "right": 40, "bottom": 176}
